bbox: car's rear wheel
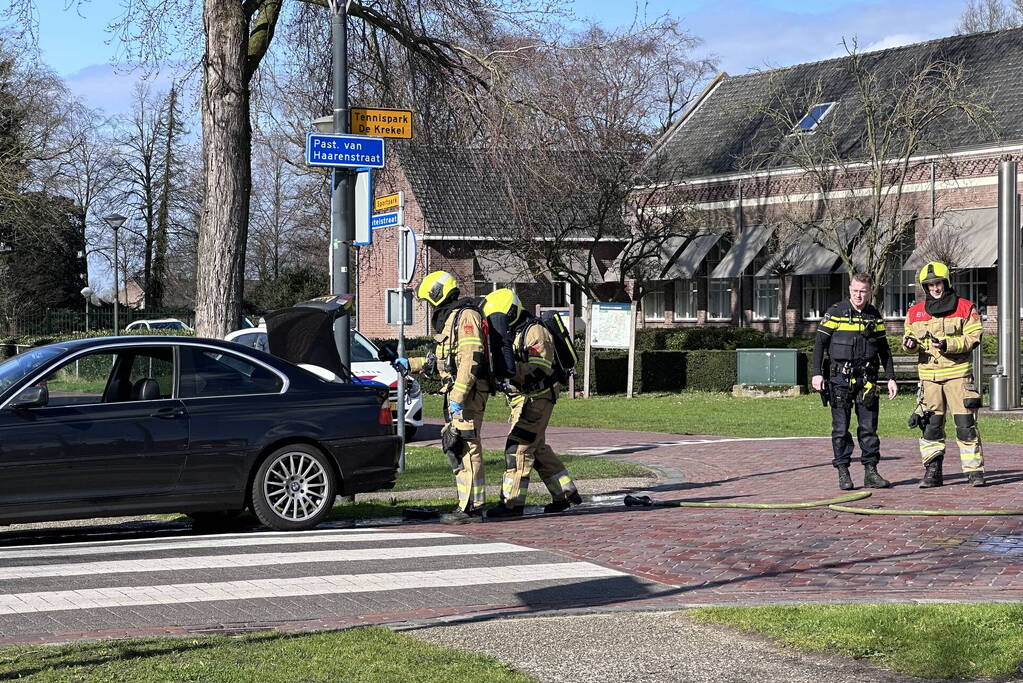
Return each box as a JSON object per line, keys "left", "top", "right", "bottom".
{"left": 251, "top": 444, "right": 337, "bottom": 531}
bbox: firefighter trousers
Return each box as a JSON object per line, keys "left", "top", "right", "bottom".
{"left": 828, "top": 374, "right": 881, "bottom": 467}
{"left": 918, "top": 376, "right": 983, "bottom": 472}
{"left": 445, "top": 388, "right": 489, "bottom": 512}
{"left": 501, "top": 395, "right": 578, "bottom": 507}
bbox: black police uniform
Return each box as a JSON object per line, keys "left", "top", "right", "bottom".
{"left": 811, "top": 299, "right": 895, "bottom": 468}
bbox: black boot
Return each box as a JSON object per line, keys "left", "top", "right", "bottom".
{"left": 967, "top": 471, "right": 987, "bottom": 487}
{"left": 836, "top": 465, "right": 854, "bottom": 491}
{"left": 863, "top": 463, "right": 891, "bottom": 489}
{"left": 485, "top": 503, "right": 524, "bottom": 519}
{"left": 919, "top": 461, "right": 943, "bottom": 488}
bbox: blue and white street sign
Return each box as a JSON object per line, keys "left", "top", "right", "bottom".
{"left": 371, "top": 211, "right": 400, "bottom": 229}
{"left": 305, "top": 133, "right": 385, "bottom": 168}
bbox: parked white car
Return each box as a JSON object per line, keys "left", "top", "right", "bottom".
{"left": 225, "top": 324, "right": 424, "bottom": 440}
{"left": 124, "top": 318, "right": 193, "bottom": 332}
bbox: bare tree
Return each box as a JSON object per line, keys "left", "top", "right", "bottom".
{"left": 956, "top": 0, "right": 1023, "bottom": 33}
{"left": 744, "top": 41, "right": 993, "bottom": 307}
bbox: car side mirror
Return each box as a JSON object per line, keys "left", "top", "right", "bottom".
{"left": 10, "top": 384, "right": 48, "bottom": 410}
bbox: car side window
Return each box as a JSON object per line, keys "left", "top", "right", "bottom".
{"left": 35, "top": 352, "right": 118, "bottom": 407}
{"left": 351, "top": 334, "right": 378, "bottom": 363}
{"left": 178, "top": 346, "right": 283, "bottom": 398}
{"left": 233, "top": 332, "right": 270, "bottom": 354}
{"left": 126, "top": 348, "right": 174, "bottom": 400}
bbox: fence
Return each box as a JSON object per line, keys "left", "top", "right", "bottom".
{"left": 7, "top": 309, "right": 196, "bottom": 336}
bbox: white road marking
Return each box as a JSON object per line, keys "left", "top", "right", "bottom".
{"left": 0, "top": 562, "right": 626, "bottom": 616}
{"left": 0, "top": 531, "right": 456, "bottom": 561}
{"left": 0, "top": 543, "right": 534, "bottom": 580}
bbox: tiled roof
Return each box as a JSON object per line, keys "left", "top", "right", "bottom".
{"left": 650, "top": 27, "right": 1023, "bottom": 180}
{"left": 398, "top": 147, "right": 629, "bottom": 238}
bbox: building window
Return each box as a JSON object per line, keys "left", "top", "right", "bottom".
{"left": 793, "top": 102, "right": 837, "bottom": 134}
{"left": 801, "top": 274, "right": 830, "bottom": 320}
{"left": 883, "top": 237, "right": 915, "bottom": 319}
{"left": 551, "top": 281, "right": 568, "bottom": 307}
{"left": 704, "top": 238, "right": 732, "bottom": 321}
{"left": 643, "top": 285, "right": 665, "bottom": 322}
{"left": 708, "top": 280, "right": 731, "bottom": 320}
{"left": 954, "top": 269, "right": 987, "bottom": 316}
{"left": 753, "top": 277, "right": 780, "bottom": 321}
{"left": 674, "top": 279, "right": 697, "bottom": 320}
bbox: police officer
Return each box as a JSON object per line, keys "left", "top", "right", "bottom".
{"left": 811, "top": 273, "right": 898, "bottom": 490}
{"left": 903, "top": 262, "right": 985, "bottom": 488}
{"left": 481, "top": 289, "right": 581, "bottom": 518}
{"left": 398, "top": 271, "right": 489, "bottom": 521}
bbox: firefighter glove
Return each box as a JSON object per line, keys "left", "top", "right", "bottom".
{"left": 394, "top": 357, "right": 410, "bottom": 375}
{"left": 448, "top": 400, "right": 464, "bottom": 417}
{"left": 934, "top": 338, "right": 947, "bottom": 352}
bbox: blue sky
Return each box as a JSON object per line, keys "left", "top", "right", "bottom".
{"left": 33, "top": 0, "right": 966, "bottom": 115}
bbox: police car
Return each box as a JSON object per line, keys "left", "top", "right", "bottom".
{"left": 225, "top": 323, "right": 424, "bottom": 440}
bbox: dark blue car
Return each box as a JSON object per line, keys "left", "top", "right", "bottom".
{"left": 0, "top": 335, "right": 400, "bottom": 531}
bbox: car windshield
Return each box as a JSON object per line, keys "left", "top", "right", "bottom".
{"left": 150, "top": 321, "right": 185, "bottom": 330}
{"left": 351, "top": 332, "right": 378, "bottom": 363}
{"left": 0, "top": 346, "right": 66, "bottom": 394}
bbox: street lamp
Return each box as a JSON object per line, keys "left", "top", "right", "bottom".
{"left": 103, "top": 214, "right": 127, "bottom": 334}
{"left": 80, "top": 286, "right": 94, "bottom": 332}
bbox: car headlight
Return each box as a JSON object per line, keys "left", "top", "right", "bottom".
{"left": 406, "top": 378, "right": 422, "bottom": 399}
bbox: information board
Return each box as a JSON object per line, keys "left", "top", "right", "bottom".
{"left": 589, "top": 302, "right": 633, "bottom": 349}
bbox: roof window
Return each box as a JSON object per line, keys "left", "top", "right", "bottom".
{"left": 793, "top": 102, "right": 837, "bottom": 134}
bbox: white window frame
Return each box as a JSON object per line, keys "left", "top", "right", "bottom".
{"left": 753, "top": 277, "right": 780, "bottom": 321}
{"left": 801, "top": 274, "right": 830, "bottom": 320}
{"left": 643, "top": 285, "right": 666, "bottom": 322}
{"left": 707, "top": 279, "right": 732, "bottom": 321}
{"left": 791, "top": 101, "right": 837, "bottom": 135}
{"left": 953, "top": 268, "right": 987, "bottom": 317}
{"left": 674, "top": 279, "right": 698, "bottom": 321}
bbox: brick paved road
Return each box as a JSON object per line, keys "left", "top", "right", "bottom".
{"left": 430, "top": 420, "right": 1023, "bottom": 605}
{"left": 1, "top": 419, "right": 1019, "bottom": 647}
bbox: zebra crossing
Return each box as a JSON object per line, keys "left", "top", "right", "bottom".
{"left": 0, "top": 524, "right": 664, "bottom": 641}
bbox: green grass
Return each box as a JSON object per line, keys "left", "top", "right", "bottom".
{"left": 395, "top": 446, "right": 650, "bottom": 491}
{"left": 423, "top": 392, "right": 1023, "bottom": 443}
{"left": 690, "top": 603, "right": 1023, "bottom": 680}
{"left": 0, "top": 628, "right": 531, "bottom": 682}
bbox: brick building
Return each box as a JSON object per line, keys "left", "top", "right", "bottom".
{"left": 357, "top": 27, "right": 1023, "bottom": 340}
{"left": 633, "top": 27, "right": 1023, "bottom": 336}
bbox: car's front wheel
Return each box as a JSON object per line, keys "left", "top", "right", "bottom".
{"left": 251, "top": 444, "right": 337, "bottom": 531}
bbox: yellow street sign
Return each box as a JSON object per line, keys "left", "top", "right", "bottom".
{"left": 374, "top": 193, "right": 401, "bottom": 212}
{"left": 350, "top": 107, "right": 413, "bottom": 139}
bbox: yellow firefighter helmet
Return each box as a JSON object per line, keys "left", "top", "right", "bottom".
{"left": 482, "top": 288, "right": 523, "bottom": 327}
{"left": 918, "top": 261, "right": 950, "bottom": 286}
{"left": 416, "top": 271, "right": 459, "bottom": 306}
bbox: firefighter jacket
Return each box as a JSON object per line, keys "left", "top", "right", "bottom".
{"left": 812, "top": 300, "right": 895, "bottom": 380}
{"left": 903, "top": 297, "right": 982, "bottom": 381}
{"left": 507, "top": 320, "right": 559, "bottom": 401}
{"left": 410, "top": 304, "right": 488, "bottom": 403}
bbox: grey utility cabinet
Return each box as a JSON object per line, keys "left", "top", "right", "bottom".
{"left": 736, "top": 348, "right": 801, "bottom": 385}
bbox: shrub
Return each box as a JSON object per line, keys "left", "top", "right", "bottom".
{"left": 686, "top": 350, "right": 737, "bottom": 391}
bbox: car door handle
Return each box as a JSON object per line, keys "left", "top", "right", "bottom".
{"left": 150, "top": 407, "right": 186, "bottom": 419}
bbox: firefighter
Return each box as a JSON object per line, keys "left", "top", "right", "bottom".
{"left": 397, "top": 271, "right": 489, "bottom": 521}
{"left": 811, "top": 273, "right": 899, "bottom": 491}
{"left": 481, "top": 288, "right": 582, "bottom": 518}
{"left": 903, "top": 261, "right": 985, "bottom": 488}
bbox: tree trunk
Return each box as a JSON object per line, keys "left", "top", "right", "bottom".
{"left": 195, "top": 0, "right": 251, "bottom": 338}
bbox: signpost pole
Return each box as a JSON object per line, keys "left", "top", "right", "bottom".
{"left": 396, "top": 220, "right": 407, "bottom": 473}
{"left": 626, "top": 303, "right": 637, "bottom": 399}
{"left": 583, "top": 302, "right": 592, "bottom": 399}
{"left": 330, "top": 1, "right": 352, "bottom": 368}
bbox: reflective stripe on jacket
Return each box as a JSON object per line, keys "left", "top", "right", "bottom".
{"left": 903, "top": 297, "right": 982, "bottom": 381}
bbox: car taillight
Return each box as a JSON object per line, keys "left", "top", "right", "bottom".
{"left": 378, "top": 402, "right": 391, "bottom": 426}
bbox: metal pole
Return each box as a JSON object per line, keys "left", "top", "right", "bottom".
{"left": 113, "top": 227, "right": 119, "bottom": 335}
{"left": 993, "top": 157, "right": 1020, "bottom": 410}
{"left": 396, "top": 227, "right": 407, "bottom": 472}
{"left": 85, "top": 300, "right": 89, "bottom": 332}
{"left": 330, "top": 2, "right": 352, "bottom": 367}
